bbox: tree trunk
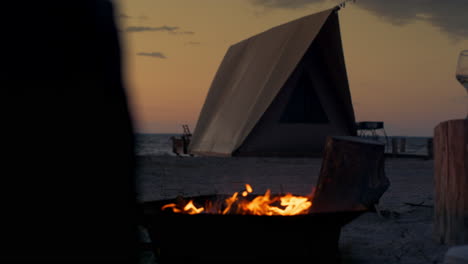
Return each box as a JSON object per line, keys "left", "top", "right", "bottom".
{"left": 434, "top": 119, "right": 468, "bottom": 245}
{"left": 312, "top": 136, "right": 390, "bottom": 213}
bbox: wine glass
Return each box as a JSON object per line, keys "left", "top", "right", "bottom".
{"left": 455, "top": 50, "right": 468, "bottom": 118}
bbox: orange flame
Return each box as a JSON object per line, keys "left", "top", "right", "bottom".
{"left": 161, "top": 184, "right": 313, "bottom": 216}
{"left": 161, "top": 203, "right": 182, "bottom": 213}
{"left": 183, "top": 200, "right": 204, "bottom": 214}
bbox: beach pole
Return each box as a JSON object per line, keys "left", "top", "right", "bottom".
{"left": 392, "top": 138, "right": 399, "bottom": 156}
{"left": 433, "top": 119, "right": 468, "bottom": 245}
{"left": 427, "top": 138, "right": 434, "bottom": 160}
{"left": 399, "top": 137, "right": 406, "bottom": 153}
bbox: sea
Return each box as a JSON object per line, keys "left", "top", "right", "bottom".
{"left": 135, "top": 134, "right": 432, "bottom": 157}
{"left": 135, "top": 134, "right": 178, "bottom": 156}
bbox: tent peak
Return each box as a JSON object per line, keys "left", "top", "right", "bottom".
{"left": 336, "top": 0, "right": 358, "bottom": 10}
{"left": 228, "top": 8, "right": 335, "bottom": 50}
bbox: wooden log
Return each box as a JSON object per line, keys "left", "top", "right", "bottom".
{"left": 312, "top": 136, "right": 390, "bottom": 213}
{"left": 434, "top": 119, "right": 468, "bottom": 245}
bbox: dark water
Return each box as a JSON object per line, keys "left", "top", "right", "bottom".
{"left": 135, "top": 134, "right": 177, "bottom": 156}
{"left": 135, "top": 134, "right": 431, "bottom": 156}
{"left": 379, "top": 136, "right": 431, "bottom": 155}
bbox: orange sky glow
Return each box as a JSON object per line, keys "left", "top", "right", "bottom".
{"left": 115, "top": 0, "right": 468, "bottom": 136}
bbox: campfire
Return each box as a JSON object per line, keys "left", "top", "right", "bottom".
{"left": 161, "top": 184, "right": 314, "bottom": 216}
{"left": 142, "top": 191, "right": 365, "bottom": 264}
{"left": 141, "top": 137, "right": 390, "bottom": 263}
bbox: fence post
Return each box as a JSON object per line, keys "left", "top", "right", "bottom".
{"left": 433, "top": 119, "right": 467, "bottom": 244}
{"left": 427, "top": 138, "right": 433, "bottom": 160}
{"left": 399, "top": 137, "right": 406, "bottom": 153}
{"left": 392, "top": 138, "right": 399, "bottom": 156}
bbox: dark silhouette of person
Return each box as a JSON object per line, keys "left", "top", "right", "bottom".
{"left": 0, "top": 0, "right": 138, "bottom": 262}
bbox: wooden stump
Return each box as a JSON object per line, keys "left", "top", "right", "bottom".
{"left": 312, "top": 136, "right": 390, "bottom": 213}
{"left": 434, "top": 119, "right": 468, "bottom": 245}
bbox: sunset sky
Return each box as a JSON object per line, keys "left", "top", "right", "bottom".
{"left": 114, "top": 0, "right": 468, "bottom": 136}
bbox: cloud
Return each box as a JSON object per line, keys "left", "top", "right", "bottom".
{"left": 126, "top": 26, "right": 195, "bottom": 35}
{"left": 118, "top": 14, "right": 149, "bottom": 20}
{"left": 249, "top": 0, "right": 468, "bottom": 39}
{"left": 356, "top": 0, "right": 467, "bottom": 39}
{"left": 183, "top": 31, "right": 195, "bottom": 35}
{"left": 119, "top": 14, "right": 132, "bottom": 19}
{"left": 126, "top": 25, "right": 179, "bottom": 33}
{"left": 137, "top": 52, "right": 167, "bottom": 59}
{"left": 170, "top": 31, "right": 195, "bottom": 35}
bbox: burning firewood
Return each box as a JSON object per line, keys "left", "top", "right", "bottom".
{"left": 160, "top": 184, "right": 314, "bottom": 216}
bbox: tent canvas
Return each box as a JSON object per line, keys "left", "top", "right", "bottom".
{"left": 189, "top": 8, "right": 357, "bottom": 157}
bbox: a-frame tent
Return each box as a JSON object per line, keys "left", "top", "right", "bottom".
{"left": 189, "top": 8, "right": 357, "bottom": 157}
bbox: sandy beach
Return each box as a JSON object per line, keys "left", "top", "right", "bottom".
{"left": 136, "top": 155, "right": 449, "bottom": 264}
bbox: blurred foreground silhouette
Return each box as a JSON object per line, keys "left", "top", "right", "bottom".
{"left": 1, "top": 0, "right": 138, "bottom": 262}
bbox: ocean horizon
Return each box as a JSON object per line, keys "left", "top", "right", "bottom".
{"left": 135, "top": 133, "right": 432, "bottom": 157}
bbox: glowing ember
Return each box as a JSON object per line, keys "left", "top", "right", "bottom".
{"left": 241, "top": 184, "right": 253, "bottom": 197}
{"left": 161, "top": 184, "right": 314, "bottom": 216}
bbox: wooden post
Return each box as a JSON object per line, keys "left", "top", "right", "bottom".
{"left": 399, "top": 137, "right": 406, "bottom": 153}
{"left": 434, "top": 119, "right": 468, "bottom": 245}
{"left": 312, "top": 136, "right": 390, "bottom": 213}
{"left": 392, "top": 138, "right": 399, "bottom": 156}
{"left": 427, "top": 138, "right": 434, "bottom": 160}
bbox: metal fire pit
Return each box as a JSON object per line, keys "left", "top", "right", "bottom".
{"left": 141, "top": 195, "right": 365, "bottom": 264}
{"left": 141, "top": 136, "right": 390, "bottom": 263}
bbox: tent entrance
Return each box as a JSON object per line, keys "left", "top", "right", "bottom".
{"left": 280, "top": 69, "right": 329, "bottom": 124}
